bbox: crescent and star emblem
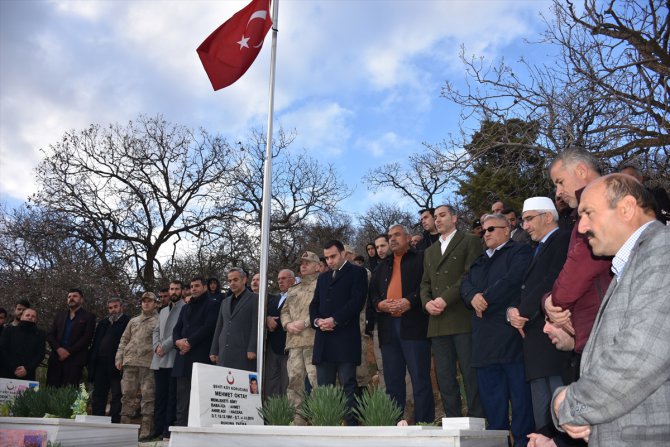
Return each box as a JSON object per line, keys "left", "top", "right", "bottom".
{"left": 226, "top": 371, "right": 235, "bottom": 384}
{"left": 237, "top": 10, "right": 268, "bottom": 50}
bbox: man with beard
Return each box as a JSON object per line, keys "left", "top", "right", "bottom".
{"left": 150, "top": 280, "right": 186, "bottom": 440}
{"left": 46, "top": 288, "right": 96, "bottom": 387}
{"left": 88, "top": 297, "right": 130, "bottom": 423}
{"left": 172, "top": 277, "right": 219, "bottom": 426}
{"left": 0, "top": 308, "right": 46, "bottom": 381}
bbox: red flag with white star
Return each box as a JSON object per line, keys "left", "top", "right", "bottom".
{"left": 197, "top": 0, "right": 273, "bottom": 90}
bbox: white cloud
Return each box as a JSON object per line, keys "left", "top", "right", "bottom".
{"left": 277, "top": 101, "right": 353, "bottom": 157}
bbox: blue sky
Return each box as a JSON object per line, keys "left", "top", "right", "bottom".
{"left": 0, "top": 0, "right": 552, "bottom": 218}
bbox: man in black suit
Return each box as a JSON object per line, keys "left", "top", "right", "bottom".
{"left": 88, "top": 297, "right": 130, "bottom": 423}
{"left": 172, "top": 277, "right": 219, "bottom": 426}
{"left": 46, "top": 288, "right": 96, "bottom": 387}
{"left": 369, "top": 224, "right": 434, "bottom": 423}
{"left": 264, "top": 269, "right": 294, "bottom": 398}
{"left": 506, "top": 197, "right": 572, "bottom": 430}
{"left": 310, "top": 240, "right": 368, "bottom": 425}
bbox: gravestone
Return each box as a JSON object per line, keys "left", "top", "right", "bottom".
{"left": 188, "top": 363, "right": 263, "bottom": 427}
{"left": 0, "top": 378, "right": 39, "bottom": 405}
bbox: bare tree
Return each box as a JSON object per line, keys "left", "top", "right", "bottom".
{"left": 31, "top": 115, "right": 239, "bottom": 288}
{"left": 442, "top": 0, "right": 669, "bottom": 173}
{"left": 365, "top": 151, "right": 457, "bottom": 211}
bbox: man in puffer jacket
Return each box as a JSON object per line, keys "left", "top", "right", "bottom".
{"left": 116, "top": 292, "right": 159, "bottom": 440}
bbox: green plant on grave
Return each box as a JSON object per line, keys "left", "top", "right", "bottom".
{"left": 352, "top": 387, "right": 402, "bottom": 426}
{"left": 9, "top": 386, "right": 78, "bottom": 418}
{"left": 299, "top": 385, "right": 348, "bottom": 426}
{"left": 257, "top": 395, "right": 295, "bottom": 425}
{"left": 70, "top": 383, "right": 89, "bottom": 417}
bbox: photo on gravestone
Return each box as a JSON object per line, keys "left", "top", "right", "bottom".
{"left": 188, "top": 363, "right": 263, "bottom": 427}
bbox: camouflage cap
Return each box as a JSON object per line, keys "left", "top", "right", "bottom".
{"left": 141, "top": 292, "right": 159, "bottom": 302}
{"left": 299, "top": 251, "right": 320, "bottom": 264}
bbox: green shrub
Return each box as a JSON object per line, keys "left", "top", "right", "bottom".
{"left": 9, "top": 386, "right": 78, "bottom": 418}
{"left": 352, "top": 387, "right": 402, "bottom": 426}
{"left": 299, "top": 385, "right": 348, "bottom": 426}
{"left": 258, "top": 395, "right": 295, "bottom": 425}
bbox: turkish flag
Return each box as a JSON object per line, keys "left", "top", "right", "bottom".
{"left": 197, "top": 0, "right": 273, "bottom": 90}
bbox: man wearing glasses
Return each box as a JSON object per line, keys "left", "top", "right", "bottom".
{"left": 461, "top": 213, "right": 534, "bottom": 447}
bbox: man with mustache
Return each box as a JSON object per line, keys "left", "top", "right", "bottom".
{"left": 46, "top": 288, "right": 96, "bottom": 387}
{"left": 551, "top": 174, "right": 670, "bottom": 446}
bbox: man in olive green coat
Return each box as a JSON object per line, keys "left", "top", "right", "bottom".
{"left": 420, "top": 204, "right": 484, "bottom": 418}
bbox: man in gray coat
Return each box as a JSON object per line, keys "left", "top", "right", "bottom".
{"left": 210, "top": 268, "right": 259, "bottom": 372}
{"left": 551, "top": 174, "right": 670, "bottom": 446}
{"left": 150, "top": 280, "right": 185, "bottom": 440}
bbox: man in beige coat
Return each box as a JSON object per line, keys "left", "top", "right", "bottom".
{"left": 116, "top": 292, "right": 159, "bottom": 440}
{"left": 280, "top": 251, "right": 320, "bottom": 424}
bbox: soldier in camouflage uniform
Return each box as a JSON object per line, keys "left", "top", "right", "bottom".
{"left": 116, "top": 292, "right": 159, "bottom": 440}
{"left": 280, "top": 251, "right": 320, "bottom": 424}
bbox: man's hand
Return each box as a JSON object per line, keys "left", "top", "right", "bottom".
{"left": 316, "top": 317, "right": 336, "bottom": 331}
{"left": 175, "top": 338, "right": 191, "bottom": 354}
{"left": 545, "top": 295, "right": 571, "bottom": 327}
{"left": 425, "top": 297, "right": 446, "bottom": 316}
{"left": 155, "top": 345, "right": 164, "bottom": 357}
{"left": 209, "top": 354, "right": 218, "bottom": 363}
{"left": 115, "top": 362, "right": 123, "bottom": 371}
{"left": 56, "top": 347, "right": 70, "bottom": 361}
{"left": 14, "top": 366, "right": 27, "bottom": 378}
{"left": 380, "top": 299, "right": 411, "bottom": 316}
{"left": 507, "top": 307, "right": 528, "bottom": 338}
{"left": 471, "top": 293, "right": 488, "bottom": 318}
{"left": 286, "top": 321, "right": 306, "bottom": 335}
{"left": 247, "top": 352, "right": 256, "bottom": 360}
{"left": 527, "top": 433, "right": 557, "bottom": 447}
{"left": 266, "top": 316, "right": 279, "bottom": 332}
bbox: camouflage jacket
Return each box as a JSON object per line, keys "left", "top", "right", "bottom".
{"left": 281, "top": 273, "right": 317, "bottom": 349}
{"left": 115, "top": 310, "right": 159, "bottom": 368}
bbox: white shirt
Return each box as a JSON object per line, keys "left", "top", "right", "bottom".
{"left": 439, "top": 229, "right": 457, "bottom": 255}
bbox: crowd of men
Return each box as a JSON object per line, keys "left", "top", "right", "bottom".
{"left": 0, "top": 148, "right": 668, "bottom": 446}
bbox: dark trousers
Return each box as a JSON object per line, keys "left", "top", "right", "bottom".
{"left": 264, "top": 349, "right": 288, "bottom": 398}
{"left": 174, "top": 376, "right": 191, "bottom": 427}
{"left": 91, "top": 358, "right": 122, "bottom": 423}
{"left": 381, "top": 318, "right": 435, "bottom": 423}
{"left": 431, "top": 333, "right": 483, "bottom": 417}
{"left": 46, "top": 355, "right": 84, "bottom": 388}
{"left": 477, "top": 362, "right": 535, "bottom": 447}
{"left": 316, "top": 361, "right": 357, "bottom": 425}
{"left": 529, "top": 375, "right": 564, "bottom": 430}
{"left": 153, "top": 368, "right": 177, "bottom": 436}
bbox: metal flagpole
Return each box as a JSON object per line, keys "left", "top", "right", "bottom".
{"left": 256, "top": 0, "right": 279, "bottom": 397}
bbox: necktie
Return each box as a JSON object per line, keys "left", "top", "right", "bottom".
{"left": 332, "top": 269, "right": 337, "bottom": 280}
{"left": 534, "top": 242, "right": 544, "bottom": 257}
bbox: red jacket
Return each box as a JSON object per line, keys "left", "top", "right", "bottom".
{"left": 543, "top": 188, "right": 612, "bottom": 353}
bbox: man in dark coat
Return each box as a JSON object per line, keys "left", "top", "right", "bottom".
{"left": 370, "top": 224, "right": 433, "bottom": 423}
{"left": 310, "top": 240, "right": 368, "bottom": 425}
{"left": 414, "top": 208, "right": 440, "bottom": 251}
{"left": 88, "top": 297, "right": 130, "bottom": 423}
{"left": 46, "top": 288, "right": 96, "bottom": 387}
{"left": 209, "top": 268, "right": 258, "bottom": 372}
{"left": 0, "top": 308, "right": 45, "bottom": 381}
{"left": 172, "top": 276, "right": 219, "bottom": 426}
{"left": 461, "top": 214, "right": 534, "bottom": 447}
{"left": 506, "top": 197, "right": 571, "bottom": 430}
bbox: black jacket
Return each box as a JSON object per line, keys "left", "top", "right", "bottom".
{"left": 87, "top": 314, "right": 130, "bottom": 380}
{"left": 369, "top": 249, "right": 428, "bottom": 344}
{"left": 172, "top": 292, "right": 219, "bottom": 378}
{"left": 0, "top": 322, "right": 46, "bottom": 380}
{"left": 266, "top": 293, "right": 287, "bottom": 356}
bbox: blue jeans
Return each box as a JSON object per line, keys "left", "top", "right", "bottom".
{"left": 381, "top": 318, "right": 434, "bottom": 423}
